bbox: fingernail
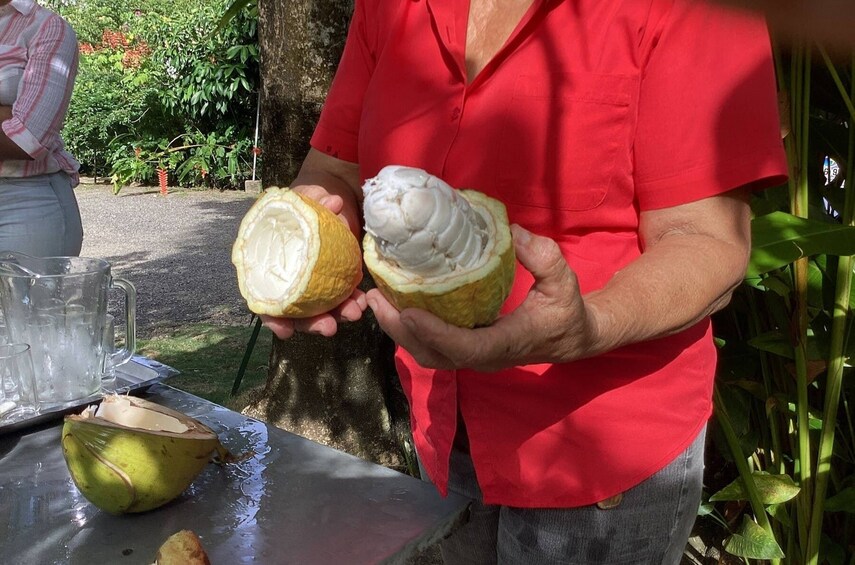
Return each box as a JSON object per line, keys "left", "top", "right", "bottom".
{"left": 366, "top": 297, "right": 377, "bottom": 312}
{"left": 512, "top": 224, "right": 531, "bottom": 244}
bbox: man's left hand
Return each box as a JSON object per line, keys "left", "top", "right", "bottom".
{"left": 366, "top": 224, "right": 600, "bottom": 372}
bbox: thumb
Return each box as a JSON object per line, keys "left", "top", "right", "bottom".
{"left": 318, "top": 194, "right": 344, "bottom": 215}
{"left": 511, "top": 224, "right": 577, "bottom": 294}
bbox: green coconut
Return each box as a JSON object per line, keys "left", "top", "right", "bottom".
{"left": 62, "top": 395, "right": 241, "bottom": 514}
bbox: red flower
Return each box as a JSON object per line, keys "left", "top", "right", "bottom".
{"left": 157, "top": 168, "right": 168, "bottom": 196}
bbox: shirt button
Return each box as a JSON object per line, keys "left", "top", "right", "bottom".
{"left": 451, "top": 107, "right": 461, "bottom": 121}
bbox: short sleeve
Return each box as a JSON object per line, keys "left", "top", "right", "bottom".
{"left": 309, "top": 0, "right": 376, "bottom": 164}
{"left": 633, "top": 0, "right": 788, "bottom": 210}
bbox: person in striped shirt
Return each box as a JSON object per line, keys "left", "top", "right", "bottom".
{"left": 0, "top": 0, "right": 82, "bottom": 257}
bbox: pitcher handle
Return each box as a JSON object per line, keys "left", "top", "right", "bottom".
{"left": 109, "top": 277, "right": 136, "bottom": 368}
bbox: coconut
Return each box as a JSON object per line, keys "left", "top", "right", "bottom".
{"left": 62, "top": 395, "right": 241, "bottom": 514}
{"left": 232, "top": 187, "right": 362, "bottom": 318}
{"left": 362, "top": 166, "right": 515, "bottom": 328}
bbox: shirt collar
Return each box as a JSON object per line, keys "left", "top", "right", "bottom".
{"left": 1, "top": 0, "right": 35, "bottom": 16}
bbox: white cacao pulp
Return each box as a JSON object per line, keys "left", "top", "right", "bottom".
{"left": 363, "top": 165, "right": 489, "bottom": 277}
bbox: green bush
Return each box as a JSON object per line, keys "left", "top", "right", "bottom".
{"left": 47, "top": 0, "right": 259, "bottom": 190}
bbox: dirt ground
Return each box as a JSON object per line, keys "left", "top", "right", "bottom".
{"left": 75, "top": 180, "right": 258, "bottom": 338}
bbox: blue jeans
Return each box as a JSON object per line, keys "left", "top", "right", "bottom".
{"left": 428, "top": 426, "right": 706, "bottom": 565}
{"left": 0, "top": 172, "right": 83, "bottom": 257}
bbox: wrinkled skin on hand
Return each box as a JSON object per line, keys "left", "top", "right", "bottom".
{"left": 366, "top": 224, "right": 599, "bottom": 372}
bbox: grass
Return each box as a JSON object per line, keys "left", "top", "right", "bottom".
{"left": 137, "top": 322, "right": 272, "bottom": 410}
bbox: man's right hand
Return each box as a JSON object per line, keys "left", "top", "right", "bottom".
{"left": 260, "top": 180, "right": 367, "bottom": 339}
{"left": 261, "top": 288, "right": 367, "bottom": 339}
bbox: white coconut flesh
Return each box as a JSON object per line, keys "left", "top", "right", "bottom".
{"left": 363, "top": 165, "right": 490, "bottom": 279}
{"left": 239, "top": 199, "right": 318, "bottom": 305}
{"left": 91, "top": 397, "right": 188, "bottom": 433}
{"left": 81, "top": 396, "right": 217, "bottom": 440}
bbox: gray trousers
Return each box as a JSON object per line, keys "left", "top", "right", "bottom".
{"left": 0, "top": 172, "right": 83, "bottom": 257}
{"left": 430, "top": 427, "right": 706, "bottom": 565}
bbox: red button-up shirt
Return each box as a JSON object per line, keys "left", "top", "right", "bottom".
{"left": 312, "top": 0, "right": 788, "bottom": 507}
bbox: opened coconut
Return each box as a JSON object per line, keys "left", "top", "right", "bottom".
{"left": 362, "top": 166, "right": 515, "bottom": 328}
{"left": 62, "top": 395, "right": 240, "bottom": 514}
{"left": 232, "top": 187, "right": 362, "bottom": 317}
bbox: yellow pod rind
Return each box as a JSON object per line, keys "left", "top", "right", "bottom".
{"left": 232, "top": 187, "right": 362, "bottom": 318}
{"left": 363, "top": 190, "right": 515, "bottom": 328}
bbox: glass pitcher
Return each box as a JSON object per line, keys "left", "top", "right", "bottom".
{"left": 0, "top": 252, "right": 136, "bottom": 407}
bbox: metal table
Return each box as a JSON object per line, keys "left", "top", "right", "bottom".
{"left": 0, "top": 384, "right": 470, "bottom": 564}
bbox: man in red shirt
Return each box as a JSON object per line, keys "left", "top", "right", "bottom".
{"left": 263, "top": 0, "right": 788, "bottom": 562}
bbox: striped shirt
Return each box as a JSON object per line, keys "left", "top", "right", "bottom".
{"left": 0, "top": 0, "right": 79, "bottom": 184}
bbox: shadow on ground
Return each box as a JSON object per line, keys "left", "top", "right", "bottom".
{"left": 91, "top": 196, "right": 256, "bottom": 337}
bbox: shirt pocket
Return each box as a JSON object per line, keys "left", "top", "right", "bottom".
{"left": 495, "top": 72, "right": 638, "bottom": 211}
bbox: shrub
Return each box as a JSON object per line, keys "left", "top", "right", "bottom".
{"left": 47, "top": 0, "right": 260, "bottom": 190}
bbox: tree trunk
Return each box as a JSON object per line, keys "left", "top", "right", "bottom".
{"left": 241, "top": 0, "right": 410, "bottom": 470}
{"left": 253, "top": 0, "right": 351, "bottom": 185}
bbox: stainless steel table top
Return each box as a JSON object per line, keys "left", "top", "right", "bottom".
{"left": 0, "top": 384, "right": 470, "bottom": 564}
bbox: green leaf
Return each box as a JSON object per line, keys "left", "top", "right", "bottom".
{"left": 747, "top": 329, "right": 827, "bottom": 361}
{"left": 784, "top": 402, "right": 824, "bottom": 429}
{"left": 820, "top": 534, "right": 847, "bottom": 565}
{"left": 709, "top": 472, "right": 800, "bottom": 504}
{"left": 766, "top": 503, "right": 792, "bottom": 527}
{"left": 754, "top": 273, "right": 793, "bottom": 296}
{"left": 723, "top": 515, "right": 785, "bottom": 559}
{"left": 712, "top": 384, "right": 758, "bottom": 461}
{"left": 824, "top": 487, "right": 855, "bottom": 512}
{"left": 697, "top": 500, "right": 715, "bottom": 517}
{"left": 749, "top": 211, "right": 855, "bottom": 276}
{"left": 748, "top": 331, "right": 793, "bottom": 359}
{"left": 211, "top": 0, "right": 254, "bottom": 37}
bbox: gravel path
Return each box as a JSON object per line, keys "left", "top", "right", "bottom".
{"left": 75, "top": 182, "right": 258, "bottom": 338}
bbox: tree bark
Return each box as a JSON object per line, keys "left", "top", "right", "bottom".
{"left": 241, "top": 0, "right": 410, "bottom": 470}
{"left": 255, "top": 0, "right": 351, "bottom": 185}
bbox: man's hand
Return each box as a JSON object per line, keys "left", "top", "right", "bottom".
{"left": 366, "top": 224, "right": 600, "bottom": 372}
{"left": 261, "top": 181, "right": 367, "bottom": 340}
{"left": 261, "top": 291, "right": 367, "bottom": 339}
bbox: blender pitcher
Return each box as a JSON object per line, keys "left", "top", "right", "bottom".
{"left": 0, "top": 252, "right": 136, "bottom": 407}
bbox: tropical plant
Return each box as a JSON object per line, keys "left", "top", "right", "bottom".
{"left": 61, "top": 28, "right": 171, "bottom": 180}
{"left": 46, "top": 0, "right": 260, "bottom": 190}
{"left": 704, "top": 44, "right": 855, "bottom": 564}
{"left": 111, "top": 128, "right": 254, "bottom": 191}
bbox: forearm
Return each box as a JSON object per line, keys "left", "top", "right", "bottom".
{"left": 0, "top": 105, "right": 32, "bottom": 160}
{"left": 366, "top": 189, "right": 755, "bottom": 373}
{"left": 583, "top": 232, "right": 748, "bottom": 356}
